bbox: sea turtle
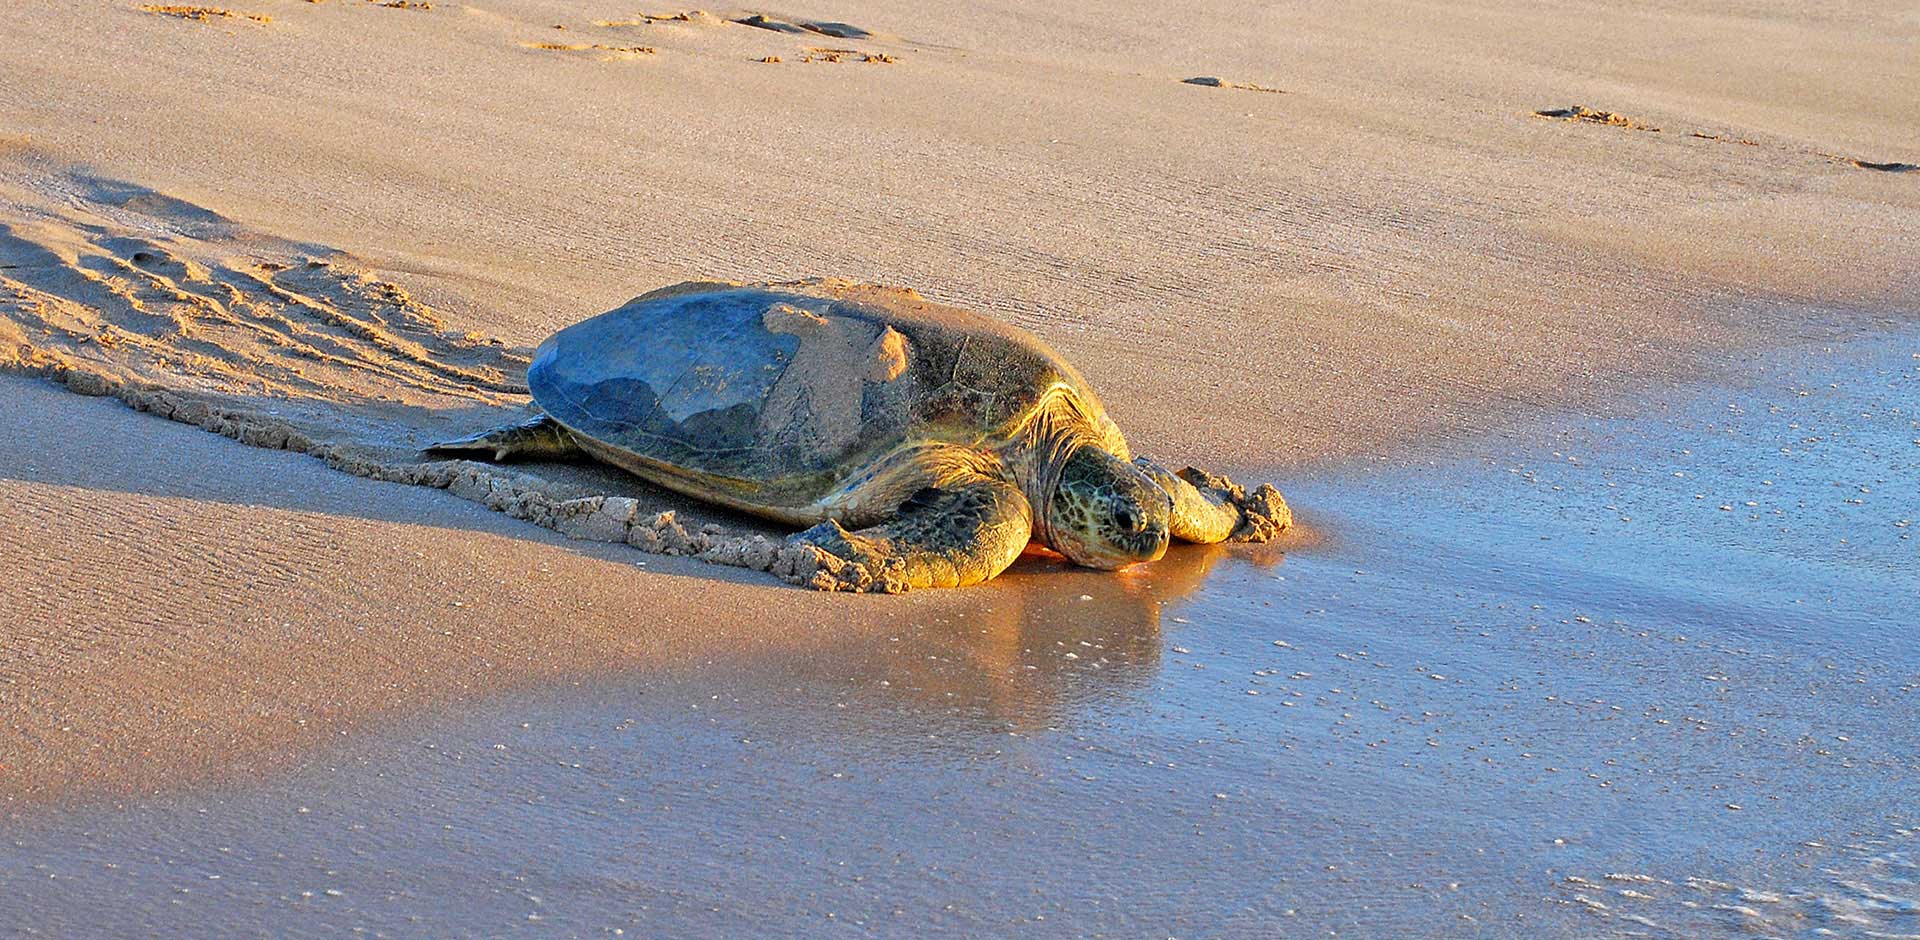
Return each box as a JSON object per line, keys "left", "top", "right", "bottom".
{"left": 429, "top": 279, "right": 1290, "bottom": 591}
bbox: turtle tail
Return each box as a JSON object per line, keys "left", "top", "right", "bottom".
{"left": 425, "top": 414, "right": 584, "bottom": 462}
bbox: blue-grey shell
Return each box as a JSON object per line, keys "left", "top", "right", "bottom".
{"left": 528, "top": 281, "right": 1099, "bottom": 505}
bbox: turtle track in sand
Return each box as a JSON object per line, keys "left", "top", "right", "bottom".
{"left": 0, "top": 162, "right": 879, "bottom": 591}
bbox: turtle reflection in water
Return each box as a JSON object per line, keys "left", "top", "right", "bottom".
{"left": 431, "top": 279, "right": 1290, "bottom": 592}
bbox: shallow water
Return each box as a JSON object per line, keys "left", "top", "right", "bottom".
{"left": 3, "top": 331, "right": 1915, "bottom": 939}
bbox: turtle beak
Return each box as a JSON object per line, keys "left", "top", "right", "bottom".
{"left": 1111, "top": 521, "right": 1169, "bottom": 569}
{"left": 1142, "top": 523, "right": 1170, "bottom": 564}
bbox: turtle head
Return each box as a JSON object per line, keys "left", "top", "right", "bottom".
{"left": 1045, "top": 446, "right": 1171, "bottom": 569}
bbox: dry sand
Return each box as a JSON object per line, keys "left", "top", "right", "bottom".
{"left": 1, "top": 0, "right": 1915, "bottom": 800}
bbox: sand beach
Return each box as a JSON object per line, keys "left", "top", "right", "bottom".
{"left": 1, "top": 1, "right": 1915, "bottom": 936}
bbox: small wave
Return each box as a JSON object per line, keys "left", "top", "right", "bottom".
{"left": 1554, "top": 826, "right": 1920, "bottom": 938}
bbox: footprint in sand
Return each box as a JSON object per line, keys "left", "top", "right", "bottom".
{"left": 141, "top": 0, "right": 432, "bottom": 28}
{"left": 591, "top": 10, "right": 722, "bottom": 28}
{"left": 1535, "top": 104, "right": 1915, "bottom": 174}
{"left": 139, "top": 4, "right": 271, "bottom": 24}
{"left": 1820, "top": 154, "right": 1917, "bottom": 173}
{"left": 520, "top": 40, "right": 658, "bottom": 60}
{"left": 572, "top": 9, "right": 906, "bottom": 65}
{"left": 1533, "top": 106, "right": 1659, "bottom": 132}
{"left": 797, "top": 47, "right": 896, "bottom": 64}
{"left": 1182, "top": 76, "right": 1284, "bottom": 94}
{"left": 731, "top": 13, "right": 871, "bottom": 39}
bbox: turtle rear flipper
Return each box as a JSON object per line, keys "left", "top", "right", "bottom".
{"left": 426, "top": 414, "right": 584, "bottom": 462}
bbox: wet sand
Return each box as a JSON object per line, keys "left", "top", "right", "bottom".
{"left": 5, "top": 328, "right": 1913, "bottom": 937}
{"left": 1, "top": 369, "right": 1259, "bottom": 800}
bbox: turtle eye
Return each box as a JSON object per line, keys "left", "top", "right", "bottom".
{"left": 1114, "top": 504, "right": 1140, "bottom": 533}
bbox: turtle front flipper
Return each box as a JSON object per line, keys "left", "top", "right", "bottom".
{"left": 1133, "top": 456, "right": 1292, "bottom": 544}
{"left": 426, "top": 414, "right": 585, "bottom": 462}
{"left": 783, "top": 477, "right": 1032, "bottom": 592}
